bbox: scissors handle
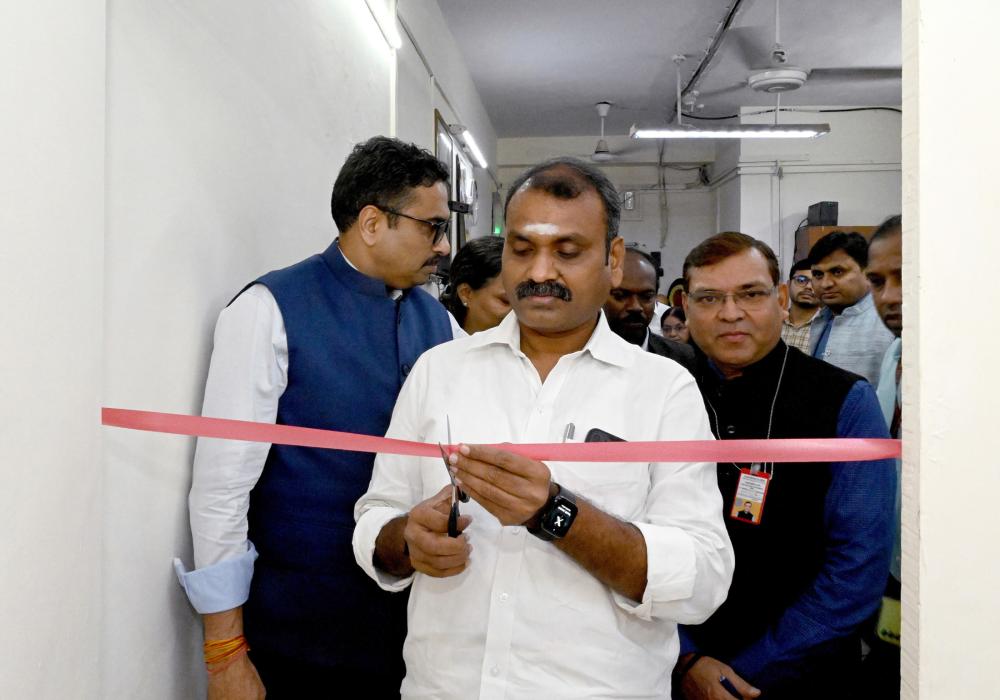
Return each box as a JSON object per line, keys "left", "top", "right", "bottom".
{"left": 447, "top": 500, "right": 460, "bottom": 538}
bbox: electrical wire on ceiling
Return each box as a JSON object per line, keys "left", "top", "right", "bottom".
{"left": 669, "top": 0, "right": 750, "bottom": 123}
{"left": 682, "top": 106, "right": 903, "bottom": 120}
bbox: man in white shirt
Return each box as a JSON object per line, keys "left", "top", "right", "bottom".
{"left": 354, "top": 158, "right": 734, "bottom": 699}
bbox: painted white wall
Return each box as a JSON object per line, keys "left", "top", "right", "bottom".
{"left": 102, "top": 2, "right": 394, "bottom": 697}
{"left": 717, "top": 108, "right": 902, "bottom": 273}
{"left": 497, "top": 136, "right": 717, "bottom": 288}
{"left": 0, "top": 2, "right": 105, "bottom": 698}
{"left": 904, "top": 1, "right": 1000, "bottom": 697}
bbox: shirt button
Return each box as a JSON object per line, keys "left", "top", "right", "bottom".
{"left": 490, "top": 666, "right": 500, "bottom": 676}
{"left": 725, "top": 425, "right": 736, "bottom": 436}
{"left": 499, "top": 592, "right": 510, "bottom": 602}
{"left": 510, "top": 526, "right": 521, "bottom": 534}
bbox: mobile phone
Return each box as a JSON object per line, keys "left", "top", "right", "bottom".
{"left": 584, "top": 427, "right": 625, "bottom": 443}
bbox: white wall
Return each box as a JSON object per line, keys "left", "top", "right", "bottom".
{"left": 497, "top": 136, "right": 717, "bottom": 288}
{"left": 904, "top": 0, "right": 1000, "bottom": 697}
{"left": 0, "top": 1, "right": 498, "bottom": 697}
{"left": 103, "top": 2, "right": 395, "bottom": 697}
{"left": 716, "top": 108, "right": 902, "bottom": 273}
{"left": 0, "top": 2, "right": 105, "bottom": 698}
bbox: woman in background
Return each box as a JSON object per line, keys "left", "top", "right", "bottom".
{"left": 440, "top": 236, "right": 509, "bottom": 334}
{"left": 660, "top": 305, "right": 691, "bottom": 345}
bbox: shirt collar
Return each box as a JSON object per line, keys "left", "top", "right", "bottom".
{"left": 321, "top": 239, "right": 403, "bottom": 300}
{"left": 841, "top": 292, "right": 874, "bottom": 316}
{"left": 467, "top": 309, "right": 634, "bottom": 368}
{"left": 783, "top": 308, "right": 820, "bottom": 328}
{"left": 822, "top": 291, "right": 874, "bottom": 320}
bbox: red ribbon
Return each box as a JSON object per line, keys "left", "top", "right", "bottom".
{"left": 101, "top": 407, "right": 900, "bottom": 463}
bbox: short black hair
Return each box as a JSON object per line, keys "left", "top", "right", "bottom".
{"left": 331, "top": 136, "right": 450, "bottom": 233}
{"left": 683, "top": 232, "right": 780, "bottom": 290}
{"left": 808, "top": 230, "right": 870, "bottom": 269}
{"left": 624, "top": 244, "right": 661, "bottom": 284}
{"left": 870, "top": 214, "right": 902, "bottom": 246}
{"left": 439, "top": 236, "right": 505, "bottom": 325}
{"left": 790, "top": 258, "right": 812, "bottom": 278}
{"left": 504, "top": 157, "right": 620, "bottom": 253}
{"left": 662, "top": 305, "right": 686, "bottom": 324}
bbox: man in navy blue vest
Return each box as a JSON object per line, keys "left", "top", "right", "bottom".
{"left": 175, "top": 137, "right": 456, "bottom": 697}
{"left": 673, "top": 233, "right": 895, "bottom": 700}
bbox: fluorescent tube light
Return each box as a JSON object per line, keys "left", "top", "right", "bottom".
{"left": 630, "top": 123, "right": 830, "bottom": 139}
{"left": 461, "top": 130, "right": 488, "bottom": 168}
{"left": 448, "top": 124, "right": 489, "bottom": 168}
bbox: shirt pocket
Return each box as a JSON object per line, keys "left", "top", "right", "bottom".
{"left": 552, "top": 459, "right": 650, "bottom": 521}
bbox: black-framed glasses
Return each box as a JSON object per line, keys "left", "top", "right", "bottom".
{"left": 791, "top": 274, "right": 812, "bottom": 285}
{"left": 379, "top": 207, "right": 450, "bottom": 245}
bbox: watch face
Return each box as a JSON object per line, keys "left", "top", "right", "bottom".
{"left": 543, "top": 501, "right": 576, "bottom": 537}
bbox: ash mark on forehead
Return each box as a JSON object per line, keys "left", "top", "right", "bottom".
{"left": 522, "top": 222, "right": 561, "bottom": 236}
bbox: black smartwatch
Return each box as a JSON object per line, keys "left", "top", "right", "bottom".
{"left": 528, "top": 483, "right": 578, "bottom": 541}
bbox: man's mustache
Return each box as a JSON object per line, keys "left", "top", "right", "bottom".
{"left": 515, "top": 280, "right": 572, "bottom": 301}
{"left": 622, "top": 311, "right": 646, "bottom": 324}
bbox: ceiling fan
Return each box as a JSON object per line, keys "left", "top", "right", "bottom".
{"left": 588, "top": 101, "right": 649, "bottom": 162}
{"left": 694, "top": 0, "right": 901, "bottom": 100}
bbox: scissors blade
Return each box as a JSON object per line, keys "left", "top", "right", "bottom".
{"left": 446, "top": 415, "right": 470, "bottom": 503}
{"left": 438, "top": 442, "right": 460, "bottom": 538}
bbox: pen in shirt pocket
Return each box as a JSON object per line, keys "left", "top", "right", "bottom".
{"left": 562, "top": 422, "right": 575, "bottom": 442}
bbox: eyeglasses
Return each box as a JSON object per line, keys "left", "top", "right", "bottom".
{"left": 379, "top": 207, "right": 450, "bottom": 245}
{"left": 687, "top": 286, "right": 777, "bottom": 310}
{"left": 791, "top": 274, "right": 812, "bottom": 285}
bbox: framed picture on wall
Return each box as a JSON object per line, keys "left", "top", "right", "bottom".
{"left": 434, "top": 110, "right": 452, "bottom": 171}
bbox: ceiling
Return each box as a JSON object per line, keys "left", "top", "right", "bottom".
{"left": 435, "top": 0, "right": 901, "bottom": 138}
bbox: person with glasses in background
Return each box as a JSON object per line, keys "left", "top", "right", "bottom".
{"left": 174, "top": 136, "right": 458, "bottom": 698}
{"left": 673, "top": 232, "right": 895, "bottom": 700}
{"left": 439, "top": 235, "right": 510, "bottom": 334}
{"left": 780, "top": 258, "right": 822, "bottom": 353}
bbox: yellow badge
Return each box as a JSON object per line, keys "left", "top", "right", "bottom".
{"left": 876, "top": 596, "right": 901, "bottom": 647}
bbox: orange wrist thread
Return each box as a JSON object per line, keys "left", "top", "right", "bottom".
{"left": 203, "top": 635, "right": 249, "bottom": 673}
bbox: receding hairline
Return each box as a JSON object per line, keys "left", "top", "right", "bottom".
{"left": 686, "top": 246, "right": 774, "bottom": 286}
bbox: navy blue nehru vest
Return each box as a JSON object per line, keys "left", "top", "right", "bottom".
{"left": 241, "top": 241, "right": 452, "bottom": 677}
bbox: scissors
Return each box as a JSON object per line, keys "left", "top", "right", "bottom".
{"left": 438, "top": 415, "right": 468, "bottom": 538}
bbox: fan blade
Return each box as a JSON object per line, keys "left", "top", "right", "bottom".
{"left": 808, "top": 67, "right": 902, "bottom": 83}
{"left": 724, "top": 25, "right": 774, "bottom": 71}
{"left": 693, "top": 81, "right": 749, "bottom": 100}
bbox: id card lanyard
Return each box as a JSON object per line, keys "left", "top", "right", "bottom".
{"left": 707, "top": 345, "right": 789, "bottom": 525}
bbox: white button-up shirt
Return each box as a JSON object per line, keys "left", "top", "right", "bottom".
{"left": 354, "top": 311, "right": 734, "bottom": 699}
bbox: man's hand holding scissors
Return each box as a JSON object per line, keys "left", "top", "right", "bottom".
{"left": 404, "top": 485, "right": 473, "bottom": 577}
{"left": 447, "top": 444, "right": 553, "bottom": 527}
{"left": 374, "top": 485, "right": 472, "bottom": 579}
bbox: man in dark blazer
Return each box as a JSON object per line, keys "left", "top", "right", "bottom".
{"left": 605, "top": 245, "right": 696, "bottom": 373}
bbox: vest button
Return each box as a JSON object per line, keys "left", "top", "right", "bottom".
{"left": 401, "top": 363, "right": 411, "bottom": 376}
{"left": 725, "top": 424, "right": 736, "bottom": 436}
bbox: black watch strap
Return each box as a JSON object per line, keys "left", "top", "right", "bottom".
{"left": 528, "top": 483, "right": 578, "bottom": 541}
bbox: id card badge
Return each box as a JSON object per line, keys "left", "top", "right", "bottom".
{"left": 730, "top": 467, "right": 771, "bottom": 525}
